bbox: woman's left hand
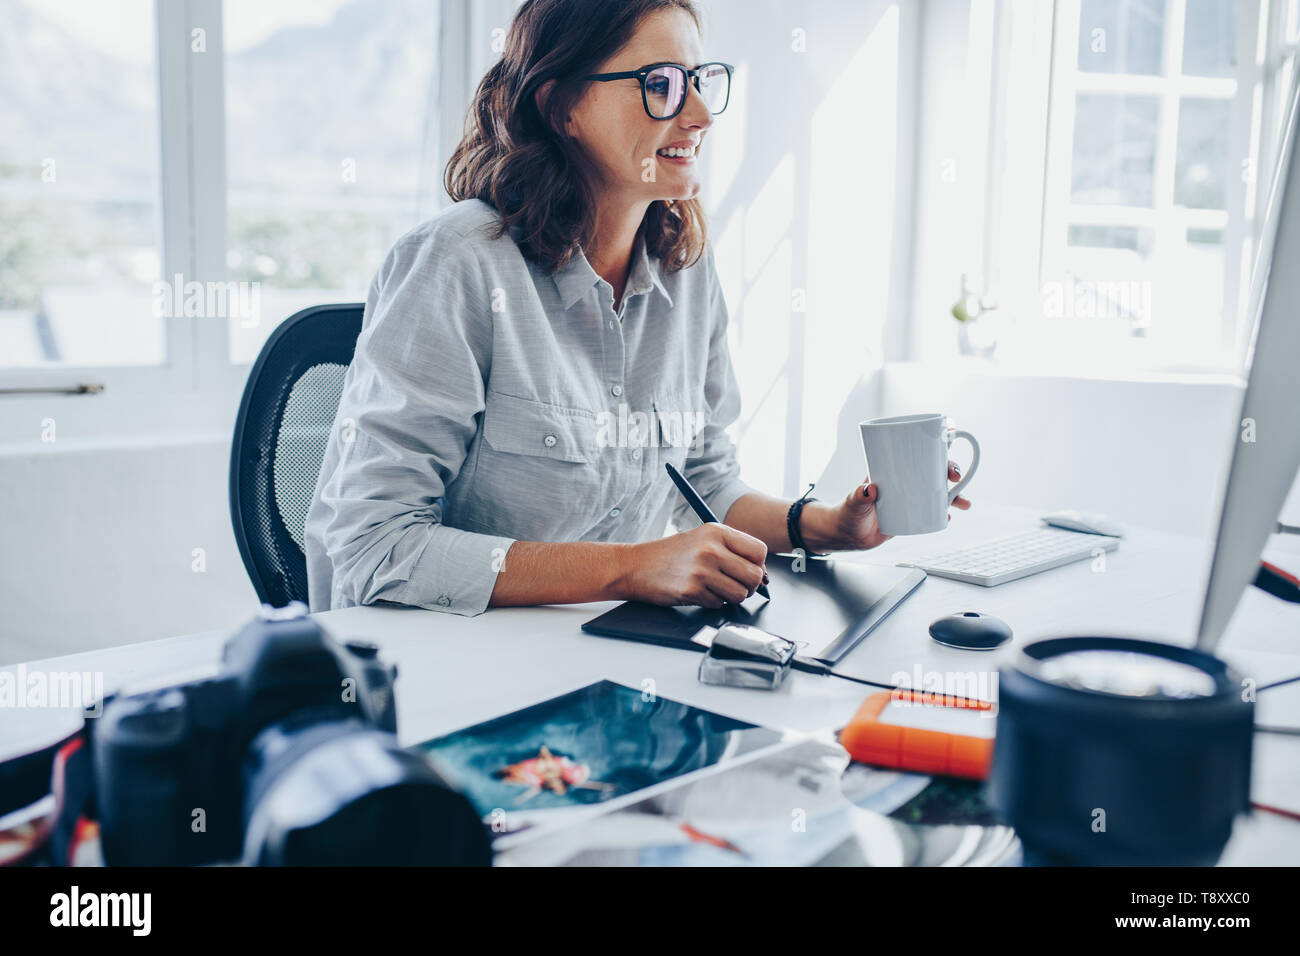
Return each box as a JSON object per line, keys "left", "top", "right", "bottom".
{"left": 805, "top": 461, "right": 972, "bottom": 552}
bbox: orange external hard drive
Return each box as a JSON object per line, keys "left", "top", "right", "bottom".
{"left": 840, "top": 689, "right": 996, "bottom": 780}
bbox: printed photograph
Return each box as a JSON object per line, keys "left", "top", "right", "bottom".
{"left": 416, "top": 680, "right": 786, "bottom": 821}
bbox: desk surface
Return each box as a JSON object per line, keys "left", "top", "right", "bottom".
{"left": 6, "top": 503, "right": 1299, "bottom": 865}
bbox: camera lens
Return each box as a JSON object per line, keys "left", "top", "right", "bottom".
{"left": 242, "top": 721, "right": 489, "bottom": 866}
{"left": 990, "top": 636, "right": 1253, "bottom": 866}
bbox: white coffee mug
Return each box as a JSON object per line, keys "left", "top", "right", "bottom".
{"left": 858, "top": 413, "right": 980, "bottom": 535}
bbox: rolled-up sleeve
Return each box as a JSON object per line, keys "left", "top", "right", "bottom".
{"left": 671, "top": 246, "right": 761, "bottom": 532}
{"left": 306, "top": 223, "right": 516, "bottom": 616}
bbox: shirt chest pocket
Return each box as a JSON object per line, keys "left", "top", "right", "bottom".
{"left": 482, "top": 389, "right": 597, "bottom": 463}
{"left": 466, "top": 390, "right": 614, "bottom": 538}
{"left": 651, "top": 392, "right": 702, "bottom": 472}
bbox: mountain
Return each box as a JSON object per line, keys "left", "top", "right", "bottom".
{"left": 0, "top": 0, "right": 444, "bottom": 198}
{"left": 225, "top": 0, "right": 442, "bottom": 196}
{"left": 0, "top": 0, "right": 158, "bottom": 195}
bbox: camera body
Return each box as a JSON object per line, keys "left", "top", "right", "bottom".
{"left": 91, "top": 605, "right": 488, "bottom": 866}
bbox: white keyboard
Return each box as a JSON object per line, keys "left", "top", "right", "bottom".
{"left": 897, "top": 528, "right": 1121, "bottom": 587}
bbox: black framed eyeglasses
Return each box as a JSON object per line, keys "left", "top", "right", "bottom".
{"left": 582, "top": 61, "right": 733, "bottom": 120}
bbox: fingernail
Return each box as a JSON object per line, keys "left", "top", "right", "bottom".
{"left": 762, "top": 573, "right": 770, "bottom": 584}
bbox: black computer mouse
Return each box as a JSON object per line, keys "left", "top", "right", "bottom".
{"left": 929, "top": 611, "right": 1013, "bottom": 650}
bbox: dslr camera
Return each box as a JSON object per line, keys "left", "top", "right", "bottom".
{"left": 90, "top": 603, "right": 489, "bottom": 865}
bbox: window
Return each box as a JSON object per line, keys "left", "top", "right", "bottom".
{"left": 982, "top": 0, "right": 1297, "bottom": 372}
{"left": 1042, "top": 0, "right": 1249, "bottom": 366}
{"left": 224, "top": 0, "right": 442, "bottom": 363}
{"left": 0, "top": 0, "right": 164, "bottom": 369}
{"left": 0, "top": 0, "right": 454, "bottom": 421}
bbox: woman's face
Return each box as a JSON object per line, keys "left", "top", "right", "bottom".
{"left": 564, "top": 7, "right": 715, "bottom": 205}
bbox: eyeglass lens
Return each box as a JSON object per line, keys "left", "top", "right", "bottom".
{"left": 645, "top": 64, "right": 728, "bottom": 118}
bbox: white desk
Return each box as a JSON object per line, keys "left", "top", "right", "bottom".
{"left": 5, "top": 503, "right": 1298, "bottom": 864}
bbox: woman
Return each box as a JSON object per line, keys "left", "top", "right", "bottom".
{"left": 304, "top": 0, "right": 969, "bottom": 616}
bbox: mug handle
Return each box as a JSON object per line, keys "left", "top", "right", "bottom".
{"left": 946, "top": 429, "right": 980, "bottom": 505}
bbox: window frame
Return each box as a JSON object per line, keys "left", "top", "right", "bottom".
{"left": 0, "top": 0, "right": 205, "bottom": 398}
{"left": 1042, "top": 0, "right": 1258, "bottom": 363}
{"left": 984, "top": 0, "right": 1291, "bottom": 374}
{"left": 0, "top": 0, "right": 487, "bottom": 440}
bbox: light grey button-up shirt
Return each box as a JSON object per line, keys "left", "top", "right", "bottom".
{"left": 304, "top": 198, "right": 759, "bottom": 616}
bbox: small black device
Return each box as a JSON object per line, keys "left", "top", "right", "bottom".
{"left": 929, "top": 611, "right": 1013, "bottom": 650}
{"left": 989, "top": 636, "right": 1253, "bottom": 866}
{"left": 90, "top": 604, "right": 490, "bottom": 866}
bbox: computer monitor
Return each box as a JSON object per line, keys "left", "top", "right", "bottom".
{"left": 1196, "top": 69, "right": 1300, "bottom": 651}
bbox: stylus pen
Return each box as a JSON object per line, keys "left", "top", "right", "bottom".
{"left": 664, "top": 461, "right": 771, "bottom": 600}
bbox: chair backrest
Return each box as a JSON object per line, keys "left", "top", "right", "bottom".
{"left": 230, "top": 303, "right": 364, "bottom": 606}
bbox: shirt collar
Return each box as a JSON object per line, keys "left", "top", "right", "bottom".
{"left": 552, "top": 228, "right": 674, "bottom": 311}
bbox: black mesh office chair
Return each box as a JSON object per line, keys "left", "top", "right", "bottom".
{"left": 230, "top": 303, "right": 364, "bottom": 607}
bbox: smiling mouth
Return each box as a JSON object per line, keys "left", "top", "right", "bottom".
{"left": 656, "top": 145, "right": 698, "bottom": 159}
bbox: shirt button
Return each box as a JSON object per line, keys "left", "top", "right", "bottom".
{"left": 608, "top": 321, "right": 615, "bottom": 331}
{"left": 632, "top": 449, "right": 641, "bottom": 460}
{"left": 543, "top": 434, "right": 557, "bottom": 447}
{"left": 436, "top": 595, "right": 451, "bottom": 607}
{"left": 609, "top": 507, "right": 621, "bottom": 517}
{"left": 610, "top": 385, "right": 623, "bottom": 397}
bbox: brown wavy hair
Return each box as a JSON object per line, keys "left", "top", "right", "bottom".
{"left": 444, "top": 0, "right": 709, "bottom": 276}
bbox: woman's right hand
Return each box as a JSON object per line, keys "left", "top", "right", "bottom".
{"left": 618, "top": 524, "right": 769, "bottom": 608}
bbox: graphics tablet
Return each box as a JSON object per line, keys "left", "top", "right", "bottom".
{"left": 580, "top": 553, "right": 926, "bottom": 664}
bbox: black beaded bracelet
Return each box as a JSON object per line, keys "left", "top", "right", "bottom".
{"left": 786, "top": 482, "right": 826, "bottom": 557}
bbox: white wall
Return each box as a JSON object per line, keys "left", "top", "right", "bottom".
{"left": 816, "top": 362, "right": 1243, "bottom": 537}
{"left": 906, "top": 0, "right": 998, "bottom": 364}
{"left": 0, "top": 435, "right": 257, "bottom": 664}
{"left": 816, "top": 361, "right": 1300, "bottom": 549}
{"left": 699, "top": 0, "right": 920, "bottom": 498}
